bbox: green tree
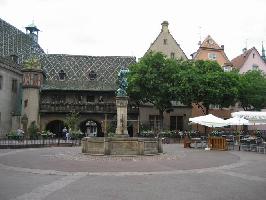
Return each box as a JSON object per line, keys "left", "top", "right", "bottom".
{"left": 64, "top": 112, "right": 79, "bottom": 131}
{"left": 127, "top": 52, "right": 178, "bottom": 130}
{"left": 175, "top": 60, "right": 239, "bottom": 114}
{"left": 238, "top": 70, "right": 266, "bottom": 110}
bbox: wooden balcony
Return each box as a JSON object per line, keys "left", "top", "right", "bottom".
{"left": 40, "top": 102, "right": 139, "bottom": 114}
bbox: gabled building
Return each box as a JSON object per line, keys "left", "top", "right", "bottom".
{"left": 191, "top": 35, "right": 233, "bottom": 133}
{"left": 231, "top": 46, "right": 266, "bottom": 74}
{"left": 142, "top": 21, "right": 191, "bottom": 132}
{"left": 0, "top": 18, "right": 44, "bottom": 136}
{"left": 0, "top": 17, "right": 138, "bottom": 138}
{"left": 192, "top": 35, "right": 232, "bottom": 71}
{"left": 146, "top": 21, "right": 187, "bottom": 60}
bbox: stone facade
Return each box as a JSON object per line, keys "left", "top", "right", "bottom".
{"left": 0, "top": 57, "right": 22, "bottom": 137}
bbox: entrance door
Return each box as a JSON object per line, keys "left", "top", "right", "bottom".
{"left": 46, "top": 120, "right": 65, "bottom": 137}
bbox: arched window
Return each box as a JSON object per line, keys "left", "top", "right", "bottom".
{"left": 58, "top": 70, "right": 66, "bottom": 80}
{"left": 89, "top": 70, "right": 97, "bottom": 80}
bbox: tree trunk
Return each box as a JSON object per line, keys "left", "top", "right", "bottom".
{"left": 159, "top": 109, "right": 164, "bottom": 132}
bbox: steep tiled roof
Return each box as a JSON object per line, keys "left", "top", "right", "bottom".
{"left": 40, "top": 54, "right": 136, "bottom": 91}
{"left": 231, "top": 47, "right": 255, "bottom": 69}
{"left": 0, "top": 18, "right": 45, "bottom": 64}
{"left": 0, "top": 56, "right": 22, "bottom": 74}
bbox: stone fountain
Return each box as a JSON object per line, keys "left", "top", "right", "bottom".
{"left": 82, "top": 67, "right": 162, "bottom": 155}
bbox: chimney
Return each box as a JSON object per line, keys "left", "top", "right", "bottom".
{"left": 161, "top": 21, "right": 169, "bottom": 32}
{"left": 221, "top": 45, "right": 224, "bottom": 50}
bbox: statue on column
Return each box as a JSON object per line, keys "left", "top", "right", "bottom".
{"left": 117, "top": 67, "right": 129, "bottom": 97}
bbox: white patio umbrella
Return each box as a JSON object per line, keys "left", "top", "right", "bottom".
{"left": 224, "top": 116, "right": 249, "bottom": 125}
{"left": 189, "top": 114, "right": 228, "bottom": 150}
{"left": 231, "top": 111, "right": 266, "bottom": 124}
{"left": 189, "top": 114, "right": 228, "bottom": 128}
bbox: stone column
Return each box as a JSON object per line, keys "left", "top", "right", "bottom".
{"left": 115, "top": 96, "right": 128, "bottom": 137}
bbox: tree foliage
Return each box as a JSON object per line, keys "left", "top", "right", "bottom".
{"left": 64, "top": 112, "right": 79, "bottom": 131}
{"left": 127, "top": 52, "right": 178, "bottom": 129}
{"left": 127, "top": 53, "right": 238, "bottom": 128}
{"left": 238, "top": 70, "right": 266, "bottom": 110}
{"left": 173, "top": 60, "right": 239, "bottom": 114}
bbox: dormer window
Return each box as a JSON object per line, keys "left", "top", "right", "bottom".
{"left": 89, "top": 70, "right": 97, "bottom": 80}
{"left": 58, "top": 70, "right": 66, "bottom": 80}
{"left": 223, "top": 66, "right": 232, "bottom": 72}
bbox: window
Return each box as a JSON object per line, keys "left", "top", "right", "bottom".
{"left": 252, "top": 64, "right": 259, "bottom": 70}
{"left": 209, "top": 104, "right": 220, "bottom": 109}
{"left": 58, "top": 70, "right": 66, "bottom": 80}
{"left": 170, "top": 116, "right": 183, "bottom": 131}
{"left": 24, "top": 99, "right": 28, "bottom": 108}
{"left": 170, "top": 52, "right": 175, "bottom": 59}
{"left": 223, "top": 66, "right": 232, "bottom": 72}
{"left": 149, "top": 115, "right": 160, "bottom": 131}
{"left": 12, "top": 79, "right": 17, "bottom": 93}
{"left": 89, "top": 70, "right": 97, "bottom": 80}
{"left": 163, "top": 39, "right": 167, "bottom": 45}
{"left": 208, "top": 53, "right": 217, "bottom": 60}
{"left": 0, "top": 75, "right": 2, "bottom": 90}
{"left": 86, "top": 95, "right": 95, "bottom": 102}
{"left": 253, "top": 53, "right": 255, "bottom": 58}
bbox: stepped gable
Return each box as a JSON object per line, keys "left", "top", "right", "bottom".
{"left": 0, "top": 18, "right": 45, "bottom": 64}
{"left": 40, "top": 54, "right": 136, "bottom": 91}
{"left": 231, "top": 47, "right": 255, "bottom": 69}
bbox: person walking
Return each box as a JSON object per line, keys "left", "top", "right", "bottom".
{"left": 62, "top": 127, "right": 67, "bottom": 139}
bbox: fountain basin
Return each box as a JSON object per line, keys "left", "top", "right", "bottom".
{"left": 82, "top": 137, "right": 162, "bottom": 155}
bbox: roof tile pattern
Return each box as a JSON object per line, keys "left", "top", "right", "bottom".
{"left": 40, "top": 54, "right": 136, "bottom": 91}
{"left": 0, "top": 18, "right": 45, "bottom": 64}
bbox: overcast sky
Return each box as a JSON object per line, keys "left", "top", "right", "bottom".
{"left": 1, "top": 0, "right": 266, "bottom": 60}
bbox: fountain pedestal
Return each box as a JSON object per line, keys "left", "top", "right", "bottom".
{"left": 115, "top": 96, "right": 129, "bottom": 137}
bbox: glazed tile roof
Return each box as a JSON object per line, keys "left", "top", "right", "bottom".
{"left": 0, "top": 18, "right": 45, "bottom": 64}
{"left": 40, "top": 54, "right": 136, "bottom": 91}
{"left": 0, "top": 56, "right": 22, "bottom": 73}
